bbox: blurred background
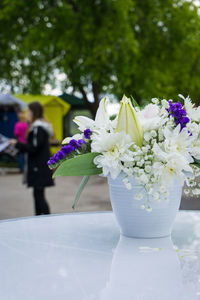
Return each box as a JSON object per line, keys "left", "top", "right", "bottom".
{"left": 0, "top": 0, "right": 200, "bottom": 220}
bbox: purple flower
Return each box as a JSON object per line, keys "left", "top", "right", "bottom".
{"left": 180, "top": 116, "right": 190, "bottom": 125}
{"left": 78, "top": 139, "right": 86, "bottom": 145}
{"left": 47, "top": 154, "right": 60, "bottom": 166}
{"left": 61, "top": 145, "right": 68, "bottom": 153}
{"left": 47, "top": 137, "right": 85, "bottom": 167}
{"left": 62, "top": 144, "right": 75, "bottom": 153}
{"left": 167, "top": 100, "right": 190, "bottom": 130}
{"left": 69, "top": 139, "right": 81, "bottom": 148}
{"left": 84, "top": 129, "right": 91, "bottom": 139}
{"left": 69, "top": 138, "right": 86, "bottom": 148}
{"left": 48, "top": 149, "right": 67, "bottom": 166}
{"left": 47, "top": 158, "right": 55, "bottom": 165}
{"left": 66, "top": 144, "right": 76, "bottom": 153}
{"left": 60, "top": 148, "right": 67, "bottom": 156}
{"left": 55, "top": 151, "right": 65, "bottom": 160}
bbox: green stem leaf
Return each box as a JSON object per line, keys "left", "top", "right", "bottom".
{"left": 72, "top": 176, "right": 90, "bottom": 209}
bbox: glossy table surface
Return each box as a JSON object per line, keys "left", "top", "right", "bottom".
{"left": 0, "top": 211, "right": 200, "bottom": 300}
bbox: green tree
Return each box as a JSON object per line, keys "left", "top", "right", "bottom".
{"left": 0, "top": 0, "right": 200, "bottom": 116}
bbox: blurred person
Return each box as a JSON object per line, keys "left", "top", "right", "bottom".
{"left": 14, "top": 110, "right": 28, "bottom": 172}
{"left": 10, "top": 102, "right": 54, "bottom": 215}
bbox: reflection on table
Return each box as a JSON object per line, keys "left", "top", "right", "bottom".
{"left": 100, "top": 236, "right": 195, "bottom": 300}
{"left": 0, "top": 211, "right": 199, "bottom": 299}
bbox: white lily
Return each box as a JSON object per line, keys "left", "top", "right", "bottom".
{"left": 73, "top": 97, "right": 111, "bottom": 131}
{"left": 73, "top": 115, "right": 95, "bottom": 132}
{"left": 116, "top": 95, "right": 143, "bottom": 147}
{"left": 95, "top": 97, "right": 110, "bottom": 127}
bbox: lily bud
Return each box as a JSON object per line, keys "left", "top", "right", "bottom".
{"left": 95, "top": 97, "right": 110, "bottom": 126}
{"left": 116, "top": 95, "right": 143, "bottom": 147}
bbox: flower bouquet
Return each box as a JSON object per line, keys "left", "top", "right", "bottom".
{"left": 48, "top": 95, "right": 200, "bottom": 237}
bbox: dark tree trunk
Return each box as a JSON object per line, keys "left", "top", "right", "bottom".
{"left": 79, "top": 83, "right": 100, "bottom": 119}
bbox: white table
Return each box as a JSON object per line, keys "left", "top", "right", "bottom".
{"left": 0, "top": 211, "right": 200, "bottom": 300}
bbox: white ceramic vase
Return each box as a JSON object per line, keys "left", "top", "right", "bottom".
{"left": 107, "top": 174, "right": 183, "bottom": 238}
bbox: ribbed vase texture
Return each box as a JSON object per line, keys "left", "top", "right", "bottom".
{"left": 107, "top": 175, "right": 182, "bottom": 238}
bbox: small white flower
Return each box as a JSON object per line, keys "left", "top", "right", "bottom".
{"left": 123, "top": 167, "right": 134, "bottom": 177}
{"left": 137, "top": 161, "right": 144, "bottom": 167}
{"left": 135, "top": 193, "right": 143, "bottom": 200}
{"left": 192, "top": 188, "right": 200, "bottom": 195}
{"left": 184, "top": 189, "right": 190, "bottom": 195}
{"left": 150, "top": 139, "right": 157, "bottom": 145}
{"left": 161, "top": 99, "right": 169, "bottom": 109}
{"left": 146, "top": 206, "right": 152, "bottom": 212}
{"left": 123, "top": 178, "right": 132, "bottom": 190}
{"left": 148, "top": 188, "right": 154, "bottom": 194}
{"left": 123, "top": 177, "right": 129, "bottom": 183}
{"left": 145, "top": 165, "right": 151, "bottom": 173}
{"left": 153, "top": 192, "right": 160, "bottom": 200}
{"left": 141, "top": 146, "right": 149, "bottom": 153}
{"left": 126, "top": 183, "right": 132, "bottom": 190}
{"left": 144, "top": 156, "right": 151, "bottom": 162}
{"left": 158, "top": 128, "right": 164, "bottom": 141}
{"left": 144, "top": 131, "right": 152, "bottom": 142}
{"left": 151, "top": 130, "right": 157, "bottom": 138}
{"left": 151, "top": 98, "right": 159, "bottom": 104}
{"left": 160, "top": 186, "right": 166, "bottom": 193}
{"left": 138, "top": 169, "right": 145, "bottom": 175}
{"left": 134, "top": 156, "right": 141, "bottom": 162}
{"left": 185, "top": 179, "right": 196, "bottom": 187}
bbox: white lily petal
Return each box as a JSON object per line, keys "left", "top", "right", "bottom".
{"left": 62, "top": 137, "right": 71, "bottom": 144}
{"left": 178, "top": 94, "right": 185, "bottom": 100}
{"left": 127, "top": 101, "right": 143, "bottom": 145}
{"left": 62, "top": 133, "right": 83, "bottom": 144}
{"left": 73, "top": 116, "right": 94, "bottom": 131}
{"left": 95, "top": 97, "right": 110, "bottom": 126}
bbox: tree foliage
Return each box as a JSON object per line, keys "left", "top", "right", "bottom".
{"left": 0, "top": 0, "right": 200, "bottom": 116}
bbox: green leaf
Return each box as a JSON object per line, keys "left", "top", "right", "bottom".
{"left": 72, "top": 176, "right": 90, "bottom": 209}
{"left": 192, "top": 158, "right": 200, "bottom": 168}
{"left": 53, "top": 152, "right": 102, "bottom": 178}
{"left": 130, "top": 95, "right": 140, "bottom": 109}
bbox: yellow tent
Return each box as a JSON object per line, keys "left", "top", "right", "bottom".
{"left": 15, "top": 94, "right": 71, "bottom": 153}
